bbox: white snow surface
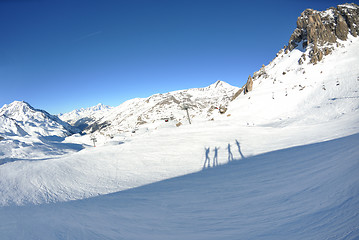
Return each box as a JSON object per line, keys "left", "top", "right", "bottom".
{"left": 0, "top": 36, "right": 359, "bottom": 239}
{"left": 0, "top": 101, "right": 81, "bottom": 162}
{"left": 0, "top": 101, "right": 76, "bottom": 137}
{"left": 78, "top": 80, "right": 239, "bottom": 136}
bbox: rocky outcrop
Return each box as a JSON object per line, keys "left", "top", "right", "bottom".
{"left": 232, "top": 74, "right": 258, "bottom": 100}
{"left": 231, "top": 88, "right": 244, "bottom": 101}
{"left": 244, "top": 75, "right": 253, "bottom": 94}
{"left": 253, "top": 64, "right": 268, "bottom": 79}
{"left": 233, "top": 3, "right": 358, "bottom": 99}
{"left": 288, "top": 3, "right": 359, "bottom": 64}
{"left": 336, "top": 14, "right": 350, "bottom": 40}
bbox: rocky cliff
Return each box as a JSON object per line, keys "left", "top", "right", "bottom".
{"left": 288, "top": 3, "right": 359, "bottom": 64}
{"left": 237, "top": 3, "right": 359, "bottom": 97}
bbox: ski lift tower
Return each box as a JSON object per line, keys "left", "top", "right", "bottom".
{"left": 90, "top": 135, "right": 97, "bottom": 147}
{"left": 181, "top": 103, "right": 192, "bottom": 124}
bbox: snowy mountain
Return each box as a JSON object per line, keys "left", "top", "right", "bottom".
{"left": 58, "top": 103, "right": 113, "bottom": 131}
{"left": 0, "top": 3, "right": 359, "bottom": 240}
{"left": 0, "top": 101, "right": 82, "bottom": 162}
{"left": 288, "top": 3, "right": 359, "bottom": 64}
{"left": 80, "top": 80, "right": 239, "bottom": 135}
{"left": 0, "top": 101, "right": 78, "bottom": 137}
{"left": 0, "top": 115, "right": 27, "bottom": 137}
{"left": 228, "top": 3, "right": 359, "bottom": 127}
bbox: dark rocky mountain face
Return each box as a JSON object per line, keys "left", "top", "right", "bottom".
{"left": 288, "top": 3, "right": 359, "bottom": 64}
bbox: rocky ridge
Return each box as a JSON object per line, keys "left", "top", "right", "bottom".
{"left": 81, "top": 80, "right": 239, "bottom": 136}
{"left": 288, "top": 3, "right": 359, "bottom": 64}
{"left": 233, "top": 3, "right": 359, "bottom": 98}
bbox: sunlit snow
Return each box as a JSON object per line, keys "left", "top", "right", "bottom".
{"left": 0, "top": 31, "right": 359, "bottom": 240}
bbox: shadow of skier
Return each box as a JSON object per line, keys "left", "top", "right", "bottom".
{"left": 227, "top": 143, "right": 234, "bottom": 163}
{"left": 203, "top": 147, "right": 211, "bottom": 169}
{"left": 235, "top": 140, "right": 245, "bottom": 160}
{"left": 213, "top": 147, "right": 219, "bottom": 167}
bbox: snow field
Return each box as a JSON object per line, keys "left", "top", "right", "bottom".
{"left": 0, "top": 132, "right": 358, "bottom": 239}
{"left": 1, "top": 109, "right": 358, "bottom": 206}
{"left": 227, "top": 35, "right": 359, "bottom": 127}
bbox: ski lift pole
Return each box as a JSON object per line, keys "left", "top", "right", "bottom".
{"left": 181, "top": 103, "right": 192, "bottom": 124}
{"left": 90, "top": 136, "right": 97, "bottom": 147}
{"left": 185, "top": 107, "right": 191, "bottom": 124}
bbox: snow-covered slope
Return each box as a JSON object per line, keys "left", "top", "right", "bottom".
{"left": 0, "top": 101, "right": 81, "bottom": 162}
{"left": 58, "top": 103, "right": 113, "bottom": 131}
{"left": 0, "top": 115, "right": 27, "bottom": 136}
{"left": 1, "top": 32, "right": 358, "bottom": 201}
{"left": 0, "top": 3, "right": 358, "bottom": 239}
{"left": 1, "top": 133, "right": 358, "bottom": 239}
{"left": 82, "top": 80, "right": 239, "bottom": 136}
{"left": 0, "top": 101, "right": 77, "bottom": 137}
{"left": 226, "top": 34, "right": 359, "bottom": 128}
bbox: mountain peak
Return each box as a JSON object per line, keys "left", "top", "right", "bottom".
{"left": 90, "top": 103, "right": 112, "bottom": 111}
{"left": 287, "top": 3, "right": 359, "bottom": 64}
{"left": 0, "top": 100, "right": 36, "bottom": 116}
{"left": 0, "top": 100, "right": 78, "bottom": 137}
{"left": 207, "top": 80, "right": 234, "bottom": 90}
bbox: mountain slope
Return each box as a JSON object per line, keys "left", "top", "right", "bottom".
{"left": 82, "top": 80, "right": 239, "bottom": 136}
{"left": 0, "top": 133, "right": 358, "bottom": 239}
{"left": 226, "top": 8, "right": 359, "bottom": 127}
{"left": 0, "top": 101, "right": 77, "bottom": 137}
{"left": 58, "top": 103, "right": 113, "bottom": 131}
{"left": 0, "top": 101, "right": 82, "bottom": 162}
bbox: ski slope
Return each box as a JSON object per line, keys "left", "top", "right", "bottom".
{"left": 0, "top": 19, "right": 359, "bottom": 240}
{"left": 0, "top": 131, "right": 358, "bottom": 239}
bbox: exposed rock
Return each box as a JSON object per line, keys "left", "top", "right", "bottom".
{"left": 232, "top": 75, "right": 253, "bottom": 100}
{"left": 309, "top": 46, "right": 323, "bottom": 64}
{"left": 336, "top": 14, "right": 349, "bottom": 40}
{"left": 231, "top": 88, "right": 244, "bottom": 101}
{"left": 219, "top": 106, "right": 227, "bottom": 114}
{"left": 136, "top": 116, "right": 147, "bottom": 125}
{"left": 298, "top": 53, "right": 307, "bottom": 65}
{"left": 235, "top": 3, "right": 358, "bottom": 96}
{"left": 287, "top": 3, "right": 359, "bottom": 64}
{"left": 88, "top": 121, "right": 111, "bottom": 133}
{"left": 253, "top": 64, "right": 268, "bottom": 79}
{"left": 338, "top": 4, "right": 359, "bottom": 37}
{"left": 244, "top": 75, "right": 253, "bottom": 94}
{"left": 323, "top": 47, "right": 333, "bottom": 55}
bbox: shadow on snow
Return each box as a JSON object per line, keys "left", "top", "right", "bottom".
{"left": 203, "top": 139, "right": 246, "bottom": 170}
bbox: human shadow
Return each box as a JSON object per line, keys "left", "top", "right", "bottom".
{"left": 203, "top": 147, "right": 211, "bottom": 169}
{"left": 227, "top": 144, "right": 234, "bottom": 162}
{"left": 235, "top": 140, "right": 245, "bottom": 160}
{"left": 203, "top": 141, "right": 245, "bottom": 170}
{"left": 213, "top": 147, "right": 219, "bottom": 167}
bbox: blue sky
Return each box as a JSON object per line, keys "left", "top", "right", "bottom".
{"left": 0, "top": 0, "right": 349, "bottom": 114}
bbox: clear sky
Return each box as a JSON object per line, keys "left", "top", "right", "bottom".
{"left": 0, "top": 0, "right": 350, "bottom": 114}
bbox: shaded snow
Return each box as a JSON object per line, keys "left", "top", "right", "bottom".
{"left": 0, "top": 133, "right": 358, "bottom": 239}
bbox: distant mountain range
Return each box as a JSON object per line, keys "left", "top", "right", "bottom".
{"left": 65, "top": 80, "right": 240, "bottom": 136}
{"left": 58, "top": 103, "right": 113, "bottom": 131}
